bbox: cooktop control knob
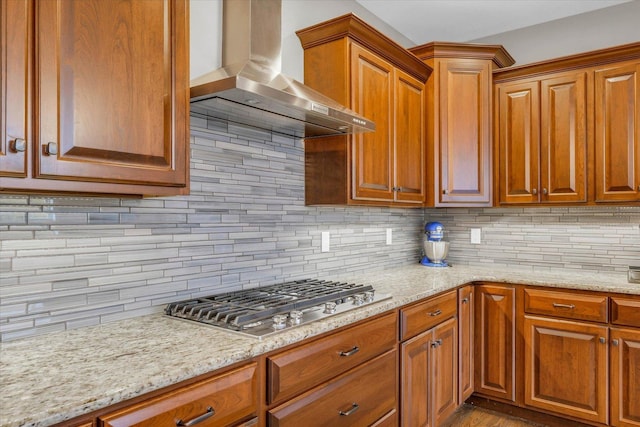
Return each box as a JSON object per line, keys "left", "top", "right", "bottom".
{"left": 364, "top": 290, "right": 375, "bottom": 303}
{"left": 272, "top": 314, "right": 287, "bottom": 330}
{"left": 324, "top": 301, "right": 337, "bottom": 314}
{"left": 353, "top": 293, "right": 365, "bottom": 306}
{"left": 289, "top": 310, "right": 303, "bottom": 325}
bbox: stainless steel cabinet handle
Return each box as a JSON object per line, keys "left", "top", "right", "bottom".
{"left": 176, "top": 407, "right": 214, "bottom": 426}
{"left": 599, "top": 337, "right": 607, "bottom": 344}
{"left": 428, "top": 309, "right": 442, "bottom": 317}
{"left": 532, "top": 188, "right": 537, "bottom": 195}
{"left": 10, "top": 138, "right": 26, "bottom": 153}
{"left": 542, "top": 188, "right": 548, "bottom": 195}
{"left": 552, "top": 303, "right": 575, "bottom": 310}
{"left": 339, "top": 346, "right": 360, "bottom": 357}
{"left": 44, "top": 142, "right": 58, "bottom": 155}
{"left": 339, "top": 403, "right": 359, "bottom": 416}
{"left": 612, "top": 339, "right": 619, "bottom": 346}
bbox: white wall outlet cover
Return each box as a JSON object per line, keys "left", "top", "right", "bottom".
{"left": 470, "top": 228, "right": 482, "bottom": 244}
{"left": 386, "top": 228, "right": 392, "bottom": 245}
{"left": 321, "top": 231, "right": 330, "bottom": 252}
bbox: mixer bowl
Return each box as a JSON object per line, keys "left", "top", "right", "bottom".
{"left": 423, "top": 241, "right": 449, "bottom": 263}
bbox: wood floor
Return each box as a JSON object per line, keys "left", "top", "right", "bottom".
{"left": 440, "top": 404, "right": 551, "bottom": 427}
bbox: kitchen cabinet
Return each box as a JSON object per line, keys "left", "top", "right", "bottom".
{"left": 493, "top": 42, "right": 640, "bottom": 206}
{"left": 610, "top": 327, "right": 640, "bottom": 427}
{"left": 474, "top": 283, "right": 516, "bottom": 403}
{"left": 594, "top": 60, "right": 640, "bottom": 203}
{"left": 0, "top": 0, "right": 190, "bottom": 196}
{"left": 99, "top": 362, "right": 258, "bottom": 427}
{"left": 409, "top": 42, "right": 514, "bottom": 206}
{"left": 296, "top": 13, "right": 431, "bottom": 207}
{"left": 458, "top": 285, "right": 474, "bottom": 404}
{"left": 495, "top": 70, "right": 589, "bottom": 204}
{"left": 523, "top": 315, "right": 608, "bottom": 424}
{"left": 268, "top": 350, "right": 397, "bottom": 427}
{"left": 400, "top": 290, "right": 458, "bottom": 427}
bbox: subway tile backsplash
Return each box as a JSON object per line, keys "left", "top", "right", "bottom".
{"left": 1, "top": 120, "right": 639, "bottom": 341}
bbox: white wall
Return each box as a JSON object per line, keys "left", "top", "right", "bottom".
{"left": 189, "top": 0, "right": 413, "bottom": 81}
{"left": 470, "top": 1, "right": 640, "bottom": 66}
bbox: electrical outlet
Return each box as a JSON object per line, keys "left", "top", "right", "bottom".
{"left": 321, "top": 231, "right": 330, "bottom": 252}
{"left": 386, "top": 228, "right": 392, "bottom": 245}
{"left": 470, "top": 228, "right": 481, "bottom": 244}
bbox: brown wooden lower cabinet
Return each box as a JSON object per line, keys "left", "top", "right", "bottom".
{"left": 98, "top": 362, "right": 258, "bottom": 427}
{"left": 610, "top": 327, "right": 640, "bottom": 427}
{"left": 268, "top": 349, "right": 397, "bottom": 427}
{"left": 458, "top": 285, "right": 474, "bottom": 404}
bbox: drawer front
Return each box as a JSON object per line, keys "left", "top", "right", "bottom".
{"left": 611, "top": 297, "right": 640, "bottom": 327}
{"left": 100, "top": 362, "right": 258, "bottom": 427}
{"left": 524, "top": 288, "right": 608, "bottom": 322}
{"left": 400, "top": 290, "right": 457, "bottom": 341}
{"left": 268, "top": 350, "right": 397, "bottom": 427}
{"left": 267, "top": 312, "right": 396, "bottom": 404}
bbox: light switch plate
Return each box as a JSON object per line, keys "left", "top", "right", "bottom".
{"left": 470, "top": 228, "right": 481, "bottom": 244}
{"left": 321, "top": 231, "right": 330, "bottom": 253}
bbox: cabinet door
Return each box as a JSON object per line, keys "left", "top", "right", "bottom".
{"left": 351, "top": 43, "right": 394, "bottom": 201}
{"left": 594, "top": 61, "right": 640, "bottom": 202}
{"left": 611, "top": 327, "right": 640, "bottom": 427}
{"left": 458, "top": 285, "right": 474, "bottom": 403}
{"left": 1, "top": 0, "right": 30, "bottom": 177}
{"left": 540, "top": 71, "right": 588, "bottom": 203}
{"left": 431, "top": 317, "right": 458, "bottom": 427}
{"left": 394, "top": 68, "right": 425, "bottom": 203}
{"left": 474, "top": 284, "right": 516, "bottom": 402}
{"left": 497, "top": 81, "right": 540, "bottom": 204}
{"left": 438, "top": 59, "right": 492, "bottom": 205}
{"left": 524, "top": 316, "right": 608, "bottom": 425}
{"left": 35, "top": 0, "right": 188, "bottom": 187}
{"left": 401, "top": 329, "right": 432, "bottom": 427}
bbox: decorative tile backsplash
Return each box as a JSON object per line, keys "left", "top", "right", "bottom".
{"left": 1, "top": 117, "right": 638, "bottom": 341}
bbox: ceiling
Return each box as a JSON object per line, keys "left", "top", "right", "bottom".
{"left": 354, "top": 0, "right": 632, "bottom": 44}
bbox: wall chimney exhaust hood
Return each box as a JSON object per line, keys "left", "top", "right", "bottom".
{"left": 190, "top": 0, "right": 375, "bottom": 139}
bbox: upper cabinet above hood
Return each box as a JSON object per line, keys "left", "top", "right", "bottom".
{"left": 190, "top": 0, "right": 375, "bottom": 139}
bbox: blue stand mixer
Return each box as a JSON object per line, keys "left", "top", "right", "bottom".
{"left": 420, "top": 221, "right": 449, "bottom": 267}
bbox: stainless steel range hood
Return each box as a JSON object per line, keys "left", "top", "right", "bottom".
{"left": 190, "top": 0, "right": 375, "bottom": 139}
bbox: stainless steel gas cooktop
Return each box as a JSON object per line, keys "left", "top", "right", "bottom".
{"left": 164, "top": 279, "right": 390, "bottom": 338}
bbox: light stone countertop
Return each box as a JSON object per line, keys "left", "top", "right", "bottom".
{"left": 1, "top": 264, "right": 638, "bottom": 427}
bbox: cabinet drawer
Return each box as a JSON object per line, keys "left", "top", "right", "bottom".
{"left": 611, "top": 296, "right": 640, "bottom": 327}
{"left": 267, "top": 312, "right": 396, "bottom": 404}
{"left": 99, "top": 362, "right": 258, "bottom": 427}
{"left": 524, "top": 288, "right": 608, "bottom": 322}
{"left": 268, "top": 350, "right": 397, "bottom": 427}
{"left": 400, "top": 290, "right": 457, "bottom": 341}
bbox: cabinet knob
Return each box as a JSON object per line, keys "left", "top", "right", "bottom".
{"left": 612, "top": 339, "right": 619, "bottom": 346}
{"left": 542, "top": 188, "right": 548, "bottom": 195}
{"left": 442, "top": 189, "right": 448, "bottom": 195}
{"left": 599, "top": 337, "right": 607, "bottom": 344}
{"left": 44, "top": 142, "right": 58, "bottom": 156}
{"left": 10, "top": 138, "right": 26, "bottom": 153}
{"left": 461, "top": 297, "right": 469, "bottom": 304}
{"left": 532, "top": 188, "right": 537, "bottom": 195}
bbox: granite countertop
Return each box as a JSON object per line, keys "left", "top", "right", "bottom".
{"left": 1, "top": 264, "right": 638, "bottom": 427}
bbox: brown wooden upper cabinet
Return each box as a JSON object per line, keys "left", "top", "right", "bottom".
{"left": 493, "top": 42, "right": 640, "bottom": 205}
{"left": 409, "top": 42, "right": 514, "bottom": 207}
{"left": 296, "top": 14, "right": 432, "bottom": 207}
{"left": 1, "top": 0, "right": 190, "bottom": 196}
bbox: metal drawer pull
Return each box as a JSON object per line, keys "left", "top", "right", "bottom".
{"left": 552, "top": 303, "right": 575, "bottom": 310}
{"left": 431, "top": 339, "right": 443, "bottom": 349}
{"left": 339, "top": 403, "right": 360, "bottom": 416}
{"left": 339, "top": 346, "right": 360, "bottom": 357}
{"left": 176, "top": 407, "right": 214, "bottom": 426}
{"left": 428, "top": 309, "right": 442, "bottom": 316}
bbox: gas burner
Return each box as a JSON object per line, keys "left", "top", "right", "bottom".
{"left": 165, "top": 279, "right": 390, "bottom": 338}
